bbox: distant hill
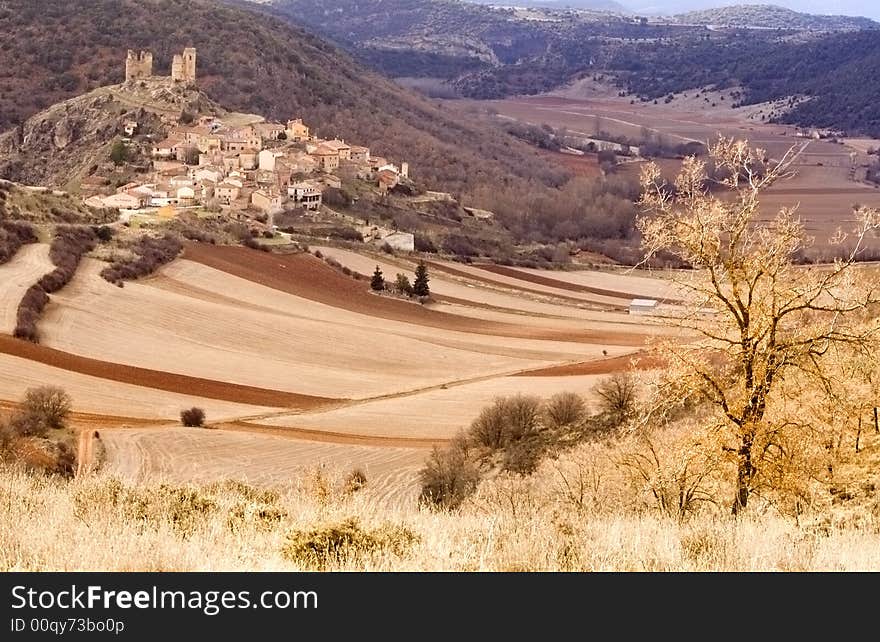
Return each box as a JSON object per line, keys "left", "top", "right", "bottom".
{"left": 671, "top": 4, "right": 878, "bottom": 30}
{"left": 0, "top": 0, "right": 571, "bottom": 201}
{"left": 466, "top": 0, "right": 628, "bottom": 11}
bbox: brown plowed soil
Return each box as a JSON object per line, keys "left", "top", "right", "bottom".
{"left": 513, "top": 352, "right": 663, "bottom": 376}
{"left": 0, "top": 334, "right": 337, "bottom": 409}
{"left": 183, "top": 243, "right": 649, "bottom": 346}
{"left": 476, "top": 264, "right": 680, "bottom": 303}
{"left": 423, "top": 260, "right": 623, "bottom": 309}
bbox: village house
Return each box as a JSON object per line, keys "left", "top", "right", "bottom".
{"left": 152, "top": 135, "right": 183, "bottom": 159}
{"left": 192, "top": 167, "right": 222, "bottom": 184}
{"left": 216, "top": 181, "right": 241, "bottom": 205}
{"left": 124, "top": 121, "right": 138, "bottom": 137}
{"left": 379, "top": 231, "right": 415, "bottom": 252}
{"left": 258, "top": 150, "right": 284, "bottom": 172}
{"left": 239, "top": 151, "right": 258, "bottom": 171}
{"left": 313, "top": 145, "right": 340, "bottom": 172}
{"left": 350, "top": 145, "right": 370, "bottom": 163}
{"left": 253, "top": 122, "right": 286, "bottom": 141}
{"left": 323, "top": 139, "right": 351, "bottom": 161}
{"left": 251, "top": 189, "right": 283, "bottom": 215}
{"left": 176, "top": 185, "right": 196, "bottom": 206}
{"left": 377, "top": 168, "right": 399, "bottom": 192}
{"left": 285, "top": 119, "right": 310, "bottom": 142}
{"left": 289, "top": 180, "right": 323, "bottom": 211}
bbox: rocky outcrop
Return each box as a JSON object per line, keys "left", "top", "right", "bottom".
{"left": 0, "top": 80, "right": 223, "bottom": 187}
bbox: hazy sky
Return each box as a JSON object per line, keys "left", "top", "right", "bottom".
{"left": 628, "top": 1, "right": 880, "bottom": 19}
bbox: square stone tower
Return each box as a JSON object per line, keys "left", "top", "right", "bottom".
{"left": 125, "top": 50, "right": 153, "bottom": 81}
{"left": 171, "top": 47, "right": 197, "bottom": 83}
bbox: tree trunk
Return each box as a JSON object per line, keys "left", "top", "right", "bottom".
{"left": 732, "top": 432, "right": 754, "bottom": 515}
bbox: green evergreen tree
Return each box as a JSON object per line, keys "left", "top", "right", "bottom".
{"left": 110, "top": 140, "right": 129, "bottom": 166}
{"left": 395, "top": 273, "right": 414, "bottom": 297}
{"left": 370, "top": 265, "right": 385, "bottom": 291}
{"left": 413, "top": 262, "right": 430, "bottom": 297}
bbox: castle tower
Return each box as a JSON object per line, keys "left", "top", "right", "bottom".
{"left": 125, "top": 50, "right": 153, "bottom": 81}
{"left": 171, "top": 48, "right": 197, "bottom": 83}
{"left": 171, "top": 54, "right": 184, "bottom": 82}
{"left": 183, "top": 47, "right": 197, "bottom": 83}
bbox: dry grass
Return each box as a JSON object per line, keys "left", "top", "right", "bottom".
{"left": 3, "top": 453, "right": 880, "bottom": 571}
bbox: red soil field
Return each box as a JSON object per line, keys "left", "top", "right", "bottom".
{"left": 183, "top": 243, "right": 650, "bottom": 346}
{"left": 475, "top": 264, "right": 681, "bottom": 303}
{"left": 422, "top": 260, "right": 624, "bottom": 309}
{"left": 0, "top": 334, "right": 336, "bottom": 409}
{"left": 537, "top": 149, "right": 602, "bottom": 177}
{"left": 513, "top": 352, "right": 663, "bottom": 376}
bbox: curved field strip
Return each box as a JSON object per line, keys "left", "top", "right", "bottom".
{"left": 0, "top": 244, "right": 52, "bottom": 333}
{"left": 254, "top": 374, "right": 611, "bottom": 440}
{"left": 504, "top": 265, "right": 680, "bottom": 302}
{"left": 423, "top": 259, "right": 629, "bottom": 308}
{"left": 220, "top": 422, "right": 444, "bottom": 449}
{"left": 155, "top": 263, "right": 630, "bottom": 363}
{"left": 513, "top": 352, "right": 663, "bottom": 377}
{"left": 182, "top": 243, "right": 649, "bottom": 346}
{"left": 0, "top": 352, "right": 276, "bottom": 420}
{"left": 100, "top": 427, "right": 426, "bottom": 506}
{"left": 313, "top": 245, "right": 662, "bottom": 327}
{"left": 43, "top": 260, "right": 586, "bottom": 398}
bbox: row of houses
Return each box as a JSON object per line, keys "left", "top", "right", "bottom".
{"left": 87, "top": 112, "right": 412, "bottom": 221}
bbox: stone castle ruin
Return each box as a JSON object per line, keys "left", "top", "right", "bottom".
{"left": 125, "top": 50, "right": 153, "bottom": 81}
{"left": 125, "top": 48, "right": 196, "bottom": 83}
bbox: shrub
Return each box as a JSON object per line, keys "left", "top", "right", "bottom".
{"left": 419, "top": 435, "right": 480, "bottom": 510}
{"left": 9, "top": 410, "right": 49, "bottom": 438}
{"left": 544, "top": 392, "right": 587, "bottom": 430}
{"left": 94, "top": 225, "right": 114, "bottom": 242}
{"left": 14, "top": 285, "right": 49, "bottom": 342}
{"left": 470, "top": 395, "right": 541, "bottom": 449}
{"left": 413, "top": 233, "right": 437, "bottom": 253}
{"left": 394, "top": 273, "right": 414, "bottom": 297}
{"left": 343, "top": 468, "right": 367, "bottom": 494}
{"left": 0, "top": 220, "right": 38, "bottom": 265}
{"left": 100, "top": 234, "right": 183, "bottom": 283}
{"left": 180, "top": 407, "right": 206, "bottom": 427}
{"left": 22, "top": 386, "right": 72, "bottom": 431}
{"left": 281, "top": 518, "right": 418, "bottom": 569}
{"left": 595, "top": 372, "right": 637, "bottom": 426}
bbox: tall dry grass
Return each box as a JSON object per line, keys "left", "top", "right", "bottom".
{"left": 3, "top": 455, "right": 880, "bottom": 571}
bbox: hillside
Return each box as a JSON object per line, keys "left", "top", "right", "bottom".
{"left": 611, "top": 29, "right": 880, "bottom": 136}
{"left": 672, "top": 5, "right": 877, "bottom": 30}
{"left": 0, "top": 0, "right": 570, "bottom": 201}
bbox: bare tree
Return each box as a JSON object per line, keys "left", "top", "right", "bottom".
{"left": 595, "top": 373, "right": 637, "bottom": 425}
{"left": 637, "top": 137, "right": 880, "bottom": 513}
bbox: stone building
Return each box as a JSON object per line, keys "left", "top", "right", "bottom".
{"left": 125, "top": 50, "right": 153, "bottom": 81}
{"left": 171, "top": 48, "right": 197, "bottom": 83}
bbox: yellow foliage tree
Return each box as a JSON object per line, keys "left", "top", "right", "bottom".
{"left": 637, "top": 137, "right": 880, "bottom": 513}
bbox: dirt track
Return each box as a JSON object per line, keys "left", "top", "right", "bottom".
{"left": 513, "top": 352, "right": 662, "bottom": 376}
{"left": 0, "top": 334, "right": 337, "bottom": 409}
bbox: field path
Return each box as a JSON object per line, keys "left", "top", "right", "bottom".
{"left": 0, "top": 244, "right": 52, "bottom": 334}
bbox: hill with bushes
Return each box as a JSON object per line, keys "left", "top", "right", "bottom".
{"left": 0, "top": 0, "right": 570, "bottom": 202}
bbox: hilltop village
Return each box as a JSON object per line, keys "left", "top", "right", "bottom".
{"left": 81, "top": 48, "right": 417, "bottom": 250}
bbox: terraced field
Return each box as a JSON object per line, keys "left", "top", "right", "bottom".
{"left": 0, "top": 241, "right": 672, "bottom": 502}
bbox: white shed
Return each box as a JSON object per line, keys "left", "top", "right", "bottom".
{"left": 628, "top": 298, "right": 658, "bottom": 315}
